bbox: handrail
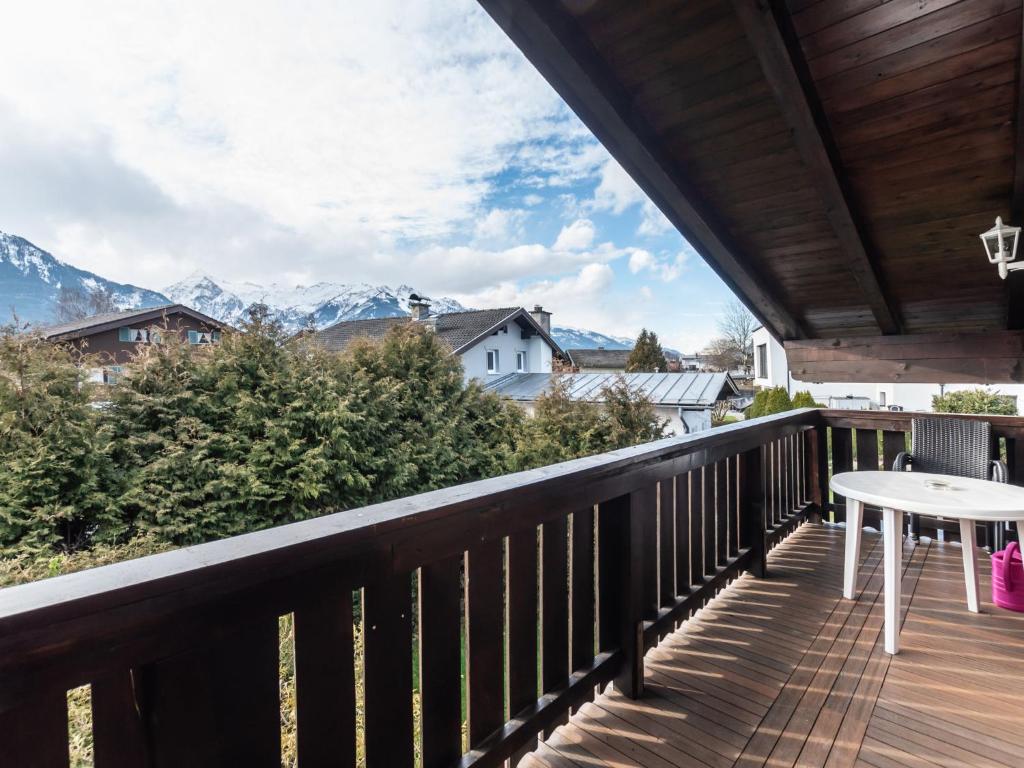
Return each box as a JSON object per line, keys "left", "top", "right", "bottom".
{"left": 0, "top": 408, "right": 820, "bottom": 632}
{"left": 0, "top": 407, "right": 823, "bottom": 767}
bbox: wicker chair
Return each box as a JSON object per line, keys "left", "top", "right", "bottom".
{"left": 893, "top": 417, "right": 1008, "bottom": 542}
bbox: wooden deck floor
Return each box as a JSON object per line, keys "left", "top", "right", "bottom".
{"left": 525, "top": 523, "right": 1024, "bottom": 768}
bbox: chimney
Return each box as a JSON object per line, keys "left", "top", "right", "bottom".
{"left": 529, "top": 304, "right": 551, "bottom": 333}
{"left": 409, "top": 293, "right": 431, "bottom": 321}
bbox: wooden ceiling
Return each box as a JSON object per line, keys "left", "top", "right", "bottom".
{"left": 479, "top": 0, "right": 1024, "bottom": 381}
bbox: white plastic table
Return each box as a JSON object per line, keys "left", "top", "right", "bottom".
{"left": 830, "top": 471, "right": 1024, "bottom": 654}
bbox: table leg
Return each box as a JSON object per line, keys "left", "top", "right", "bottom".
{"left": 882, "top": 507, "right": 904, "bottom": 655}
{"left": 843, "top": 498, "right": 864, "bottom": 599}
{"left": 959, "top": 519, "right": 981, "bottom": 613}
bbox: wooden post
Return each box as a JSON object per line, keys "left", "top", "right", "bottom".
{"left": 598, "top": 493, "right": 644, "bottom": 700}
{"left": 806, "top": 428, "right": 823, "bottom": 524}
{"left": 740, "top": 447, "right": 767, "bottom": 578}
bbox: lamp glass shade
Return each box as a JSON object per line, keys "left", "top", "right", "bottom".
{"left": 980, "top": 217, "right": 1021, "bottom": 264}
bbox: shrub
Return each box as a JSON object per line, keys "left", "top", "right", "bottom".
{"left": 792, "top": 390, "right": 824, "bottom": 409}
{"left": 932, "top": 388, "right": 1017, "bottom": 416}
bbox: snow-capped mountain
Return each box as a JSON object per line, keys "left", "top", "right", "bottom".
{"left": 0, "top": 230, "right": 650, "bottom": 347}
{"left": 550, "top": 326, "right": 633, "bottom": 350}
{"left": 163, "top": 273, "right": 467, "bottom": 330}
{"left": 0, "top": 232, "right": 170, "bottom": 325}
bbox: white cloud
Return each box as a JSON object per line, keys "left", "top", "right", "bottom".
{"left": 553, "top": 219, "right": 596, "bottom": 251}
{"left": 628, "top": 250, "right": 655, "bottom": 274}
{"left": 591, "top": 157, "right": 647, "bottom": 215}
{"left": 522, "top": 194, "right": 544, "bottom": 207}
{"left": 452, "top": 262, "right": 615, "bottom": 331}
{"left": 0, "top": 0, "right": 603, "bottom": 286}
{"left": 627, "top": 249, "right": 689, "bottom": 282}
{"left": 473, "top": 208, "right": 527, "bottom": 247}
{"left": 638, "top": 201, "right": 673, "bottom": 237}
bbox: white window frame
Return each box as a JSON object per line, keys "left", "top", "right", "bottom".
{"left": 756, "top": 343, "right": 768, "bottom": 378}
{"left": 516, "top": 350, "right": 527, "bottom": 373}
{"left": 486, "top": 349, "right": 500, "bottom": 374}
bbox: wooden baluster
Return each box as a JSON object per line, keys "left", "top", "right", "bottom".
{"left": 0, "top": 691, "right": 70, "bottom": 768}
{"left": 740, "top": 447, "right": 767, "bottom": 578}
{"left": 676, "top": 473, "right": 692, "bottom": 593}
{"left": 791, "top": 434, "right": 799, "bottom": 513}
{"left": 658, "top": 479, "right": 675, "bottom": 608}
{"left": 881, "top": 430, "right": 906, "bottom": 471}
{"left": 780, "top": 436, "right": 789, "bottom": 519}
{"left": 690, "top": 469, "right": 704, "bottom": 585}
{"left": 294, "top": 586, "right": 356, "bottom": 768}
{"left": 716, "top": 459, "right": 728, "bottom": 565}
{"left": 805, "top": 428, "right": 823, "bottom": 523}
{"left": 636, "top": 484, "right": 658, "bottom": 620}
{"left": 92, "top": 670, "right": 148, "bottom": 767}
{"left": 571, "top": 507, "right": 596, "bottom": 695}
{"left": 703, "top": 465, "right": 716, "bottom": 577}
{"left": 419, "top": 558, "right": 462, "bottom": 768}
{"left": 364, "top": 574, "right": 414, "bottom": 767}
{"left": 815, "top": 426, "right": 830, "bottom": 521}
{"left": 466, "top": 539, "right": 505, "bottom": 748}
{"left": 856, "top": 427, "right": 879, "bottom": 472}
{"left": 541, "top": 517, "right": 568, "bottom": 734}
{"left": 797, "top": 432, "right": 806, "bottom": 505}
{"left": 831, "top": 427, "right": 853, "bottom": 523}
{"left": 507, "top": 526, "right": 539, "bottom": 765}
{"left": 597, "top": 494, "right": 643, "bottom": 700}
{"left": 130, "top": 616, "right": 281, "bottom": 767}
{"left": 728, "top": 456, "right": 739, "bottom": 558}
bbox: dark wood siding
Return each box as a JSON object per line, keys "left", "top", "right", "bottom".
{"left": 66, "top": 311, "right": 223, "bottom": 365}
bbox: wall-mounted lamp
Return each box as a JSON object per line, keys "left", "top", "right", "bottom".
{"left": 980, "top": 216, "right": 1022, "bottom": 279}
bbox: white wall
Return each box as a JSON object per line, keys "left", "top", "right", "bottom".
{"left": 460, "top": 324, "right": 552, "bottom": 382}
{"left": 751, "top": 327, "right": 1024, "bottom": 414}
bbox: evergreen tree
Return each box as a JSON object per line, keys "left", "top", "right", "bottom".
{"left": 791, "top": 391, "right": 823, "bottom": 409}
{"left": 0, "top": 325, "right": 117, "bottom": 552}
{"left": 625, "top": 329, "right": 668, "bottom": 373}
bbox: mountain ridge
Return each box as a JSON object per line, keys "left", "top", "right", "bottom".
{"left": 0, "top": 231, "right": 640, "bottom": 350}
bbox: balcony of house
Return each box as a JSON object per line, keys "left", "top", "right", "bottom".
{"left": 2, "top": 407, "right": 1023, "bottom": 767}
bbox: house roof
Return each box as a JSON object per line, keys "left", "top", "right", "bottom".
{"left": 39, "top": 304, "right": 225, "bottom": 341}
{"left": 567, "top": 348, "right": 632, "bottom": 369}
{"left": 486, "top": 372, "right": 739, "bottom": 408}
{"left": 311, "top": 307, "right": 566, "bottom": 357}
{"left": 480, "top": 0, "right": 1024, "bottom": 381}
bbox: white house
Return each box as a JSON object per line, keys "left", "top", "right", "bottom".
{"left": 486, "top": 371, "right": 739, "bottom": 435}
{"left": 752, "top": 326, "right": 1024, "bottom": 414}
{"left": 309, "top": 299, "right": 562, "bottom": 383}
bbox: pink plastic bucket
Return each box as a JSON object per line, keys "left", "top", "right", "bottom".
{"left": 991, "top": 541, "right": 1024, "bottom": 612}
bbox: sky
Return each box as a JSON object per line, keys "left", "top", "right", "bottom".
{"left": 0, "top": 0, "right": 740, "bottom": 352}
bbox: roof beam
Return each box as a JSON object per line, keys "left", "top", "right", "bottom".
{"left": 1007, "top": 9, "right": 1024, "bottom": 330}
{"left": 476, "top": 0, "right": 806, "bottom": 341}
{"left": 732, "top": 0, "right": 901, "bottom": 336}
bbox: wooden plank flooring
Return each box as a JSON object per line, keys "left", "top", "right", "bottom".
{"left": 523, "top": 524, "right": 1024, "bottom": 768}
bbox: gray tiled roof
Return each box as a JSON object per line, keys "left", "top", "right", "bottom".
{"left": 567, "top": 348, "right": 632, "bottom": 368}
{"left": 309, "top": 315, "right": 411, "bottom": 352}
{"left": 311, "top": 307, "right": 529, "bottom": 355}
{"left": 39, "top": 304, "right": 224, "bottom": 340}
{"left": 485, "top": 372, "right": 739, "bottom": 407}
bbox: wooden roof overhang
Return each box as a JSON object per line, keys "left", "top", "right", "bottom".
{"left": 479, "top": 0, "right": 1024, "bottom": 383}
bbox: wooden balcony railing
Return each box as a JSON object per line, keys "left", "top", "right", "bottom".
{"left": 0, "top": 408, "right": 821, "bottom": 767}
{"left": 818, "top": 409, "right": 1024, "bottom": 548}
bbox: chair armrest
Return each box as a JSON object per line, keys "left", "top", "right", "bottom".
{"left": 992, "top": 460, "right": 1008, "bottom": 483}
{"left": 893, "top": 452, "right": 911, "bottom": 471}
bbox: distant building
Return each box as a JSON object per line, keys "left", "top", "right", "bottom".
{"left": 566, "top": 348, "right": 631, "bottom": 373}
{"left": 751, "top": 325, "right": 1024, "bottom": 414}
{"left": 309, "top": 299, "right": 564, "bottom": 383}
{"left": 40, "top": 304, "right": 226, "bottom": 384}
{"left": 486, "top": 371, "right": 739, "bottom": 435}
{"left": 568, "top": 348, "right": 700, "bottom": 374}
